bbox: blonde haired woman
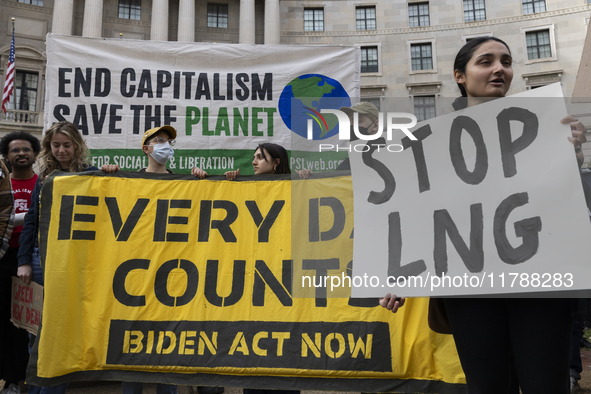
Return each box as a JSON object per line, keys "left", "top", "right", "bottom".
{"left": 16, "top": 121, "right": 97, "bottom": 394}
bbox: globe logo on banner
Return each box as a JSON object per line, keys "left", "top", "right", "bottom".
{"left": 279, "top": 74, "right": 351, "bottom": 140}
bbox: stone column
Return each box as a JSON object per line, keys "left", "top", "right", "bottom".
{"left": 151, "top": 0, "right": 169, "bottom": 41}
{"left": 264, "top": 0, "right": 280, "bottom": 45}
{"left": 52, "top": 0, "right": 74, "bottom": 35}
{"left": 239, "top": 0, "right": 255, "bottom": 44}
{"left": 82, "top": 0, "right": 104, "bottom": 37}
{"left": 178, "top": 0, "right": 195, "bottom": 42}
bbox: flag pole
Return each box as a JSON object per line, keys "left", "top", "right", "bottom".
{"left": 2, "top": 18, "right": 15, "bottom": 114}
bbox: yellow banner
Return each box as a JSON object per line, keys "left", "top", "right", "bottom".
{"left": 30, "top": 171, "right": 465, "bottom": 393}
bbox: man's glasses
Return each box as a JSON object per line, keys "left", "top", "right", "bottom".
{"left": 10, "top": 147, "right": 33, "bottom": 154}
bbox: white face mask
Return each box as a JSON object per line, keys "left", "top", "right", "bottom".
{"left": 150, "top": 142, "right": 174, "bottom": 164}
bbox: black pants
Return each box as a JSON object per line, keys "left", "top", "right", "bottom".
{"left": 443, "top": 298, "right": 572, "bottom": 394}
{"left": 0, "top": 247, "right": 30, "bottom": 383}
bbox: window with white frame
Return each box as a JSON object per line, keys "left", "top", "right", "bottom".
{"left": 521, "top": 25, "right": 556, "bottom": 63}
{"left": 118, "top": 0, "right": 141, "bottom": 20}
{"left": 361, "top": 46, "right": 379, "bottom": 73}
{"left": 304, "top": 8, "right": 324, "bottom": 31}
{"left": 7, "top": 71, "right": 38, "bottom": 112}
{"left": 414, "top": 96, "right": 436, "bottom": 121}
{"left": 526, "top": 30, "right": 551, "bottom": 60}
{"left": 356, "top": 6, "right": 376, "bottom": 30}
{"left": 463, "top": 0, "right": 486, "bottom": 22}
{"left": 207, "top": 4, "right": 228, "bottom": 28}
{"left": 409, "top": 2, "right": 430, "bottom": 27}
{"left": 522, "top": 0, "right": 546, "bottom": 14}
{"left": 410, "top": 43, "right": 433, "bottom": 71}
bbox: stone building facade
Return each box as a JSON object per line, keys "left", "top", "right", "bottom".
{"left": 0, "top": 0, "right": 589, "bottom": 139}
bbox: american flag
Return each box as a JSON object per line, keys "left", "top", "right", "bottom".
{"left": 2, "top": 27, "right": 15, "bottom": 114}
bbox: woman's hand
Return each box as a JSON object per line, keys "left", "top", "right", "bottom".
{"left": 296, "top": 169, "right": 313, "bottom": 179}
{"left": 225, "top": 169, "right": 240, "bottom": 180}
{"left": 562, "top": 115, "right": 587, "bottom": 146}
{"left": 101, "top": 164, "right": 120, "bottom": 173}
{"left": 17, "top": 264, "right": 32, "bottom": 285}
{"left": 192, "top": 167, "right": 208, "bottom": 179}
{"left": 379, "top": 293, "right": 406, "bottom": 313}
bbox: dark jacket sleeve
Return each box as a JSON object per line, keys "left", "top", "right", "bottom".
{"left": 0, "top": 161, "right": 14, "bottom": 260}
{"left": 17, "top": 177, "right": 41, "bottom": 267}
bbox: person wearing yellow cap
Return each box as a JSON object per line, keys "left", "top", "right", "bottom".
{"left": 139, "top": 125, "right": 176, "bottom": 173}
{"left": 335, "top": 102, "right": 381, "bottom": 171}
{"left": 102, "top": 126, "right": 178, "bottom": 394}
{"left": 101, "top": 125, "right": 177, "bottom": 174}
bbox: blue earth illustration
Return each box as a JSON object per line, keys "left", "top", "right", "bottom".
{"left": 279, "top": 74, "right": 351, "bottom": 140}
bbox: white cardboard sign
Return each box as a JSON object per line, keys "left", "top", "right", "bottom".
{"left": 350, "top": 84, "right": 591, "bottom": 297}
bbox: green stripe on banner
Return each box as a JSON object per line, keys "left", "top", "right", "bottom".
{"left": 90, "top": 149, "right": 349, "bottom": 175}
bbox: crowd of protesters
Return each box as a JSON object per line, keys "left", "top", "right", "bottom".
{"left": 1, "top": 35, "right": 591, "bottom": 394}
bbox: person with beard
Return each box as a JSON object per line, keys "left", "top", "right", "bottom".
{"left": 0, "top": 131, "right": 39, "bottom": 394}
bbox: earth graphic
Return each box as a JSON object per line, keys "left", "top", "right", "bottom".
{"left": 279, "top": 74, "right": 351, "bottom": 140}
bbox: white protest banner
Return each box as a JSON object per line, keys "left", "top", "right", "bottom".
{"left": 44, "top": 34, "right": 359, "bottom": 173}
{"left": 349, "top": 84, "right": 591, "bottom": 297}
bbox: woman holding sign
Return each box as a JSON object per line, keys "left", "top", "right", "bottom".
{"left": 16, "top": 121, "right": 98, "bottom": 394}
{"left": 17, "top": 121, "right": 98, "bottom": 285}
{"left": 381, "top": 36, "right": 586, "bottom": 394}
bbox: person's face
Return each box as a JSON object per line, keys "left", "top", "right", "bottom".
{"left": 7, "top": 139, "right": 36, "bottom": 170}
{"left": 51, "top": 132, "right": 75, "bottom": 169}
{"left": 142, "top": 131, "right": 171, "bottom": 155}
{"left": 454, "top": 41, "right": 513, "bottom": 98}
{"left": 252, "top": 148, "right": 279, "bottom": 175}
{"left": 349, "top": 113, "right": 379, "bottom": 135}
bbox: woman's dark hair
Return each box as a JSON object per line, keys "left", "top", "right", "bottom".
{"left": 255, "top": 143, "right": 291, "bottom": 175}
{"left": 453, "top": 36, "right": 511, "bottom": 98}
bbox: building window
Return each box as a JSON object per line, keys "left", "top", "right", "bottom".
{"left": 118, "top": 0, "right": 141, "bottom": 20}
{"left": 365, "top": 97, "right": 381, "bottom": 110}
{"left": 409, "top": 2, "right": 429, "bottom": 27}
{"left": 207, "top": 4, "right": 228, "bottom": 28}
{"left": 414, "top": 96, "right": 436, "bottom": 122}
{"left": 356, "top": 6, "right": 376, "bottom": 30}
{"left": 304, "top": 8, "right": 324, "bottom": 31}
{"left": 411, "top": 43, "right": 433, "bottom": 71}
{"left": 463, "top": 0, "right": 486, "bottom": 22}
{"left": 7, "top": 71, "right": 38, "bottom": 112}
{"left": 522, "top": 0, "right": 546, "bottom": 14}
{"left": 361, "top": 46, "right": 379, "bottom": 73}
{"left": 526, "top": 30, "right": 551, "bottom": 60}
{"left": 17, "top": 0, "right": 43, "bottom": 5}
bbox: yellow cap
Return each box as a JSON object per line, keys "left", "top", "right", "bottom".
{"left": 141, "top": 125, "right": 177, "bottom": 147}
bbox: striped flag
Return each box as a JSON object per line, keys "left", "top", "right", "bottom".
{"left": 2, "top": 27, "right": 15, "bottom": 114}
